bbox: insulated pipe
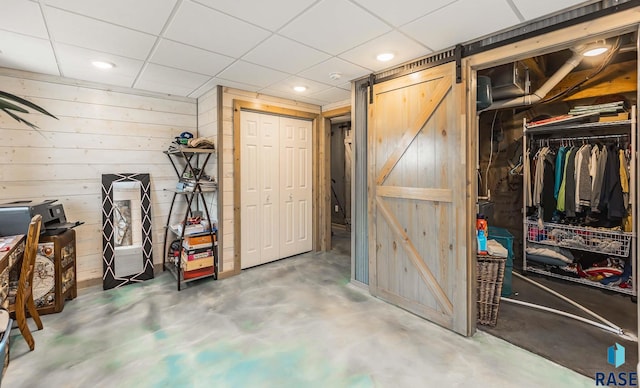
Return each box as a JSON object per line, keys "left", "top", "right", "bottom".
{"left": 501, "top": 297, "right": 632, "bottom": 338}
{"left": 513, "top": 271, "right": 624, "bottom": 334}
{"left": 483, "top": 51, "right": 584, "bottom": 111}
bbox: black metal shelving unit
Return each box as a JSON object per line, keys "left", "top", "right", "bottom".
{"left": 162, "top": 147, "right": 218, "bottom": 290}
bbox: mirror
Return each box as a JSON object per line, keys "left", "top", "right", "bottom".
{"left": 101, "top": 173, "right": 153, "bottom": 289}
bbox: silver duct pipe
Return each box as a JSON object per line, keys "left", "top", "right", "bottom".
{"left": 483, "top": 51, "right": 584, "bottom": 111}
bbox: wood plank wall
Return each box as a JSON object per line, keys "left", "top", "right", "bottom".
{"left": 210, "top": 87, "right": 320, "bottom": 275}
{"left": 0, "top": 70, "right": 197, "bottom": 283}
{"left": 195, "top": 86, "right": 219, "bottom": 263}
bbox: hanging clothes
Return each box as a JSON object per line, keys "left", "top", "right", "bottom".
{"left": 619, "top": 149, "right": 629, "bottom": 209}
{"left": 524, "top": 148, "right": 532, "bottom": 207}
{"left": 598, "top": 144, "right": 625, "bottom": 221}
{"left": 554, "top": 146, "right": 566, "bottom": 200}
{"left": 557, "top": 147, "right": 573, "bottom": 212}
{"left": 541, "top": 152, "right": 557, "bottom": 222}
{"left": 591, "top": 145, "right": 607, "bottom": 212}
{"left": 589, "top": 145, "right": 600, "bottom": 201}
{"left": 576, "top": 145, "right": 592, "bottom": 209}
{"left": 564, "top": 147, "right": 578, "bottom": 218}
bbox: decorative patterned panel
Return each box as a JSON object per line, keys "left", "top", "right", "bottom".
{"left": 101, "top": 173, "right": 154, "bottom": 290}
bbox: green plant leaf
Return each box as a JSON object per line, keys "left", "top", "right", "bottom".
{"left": 0, "top": 98, "right": 30, "bottom": 113}
{"left": 0, "top": 91, "right": 58, "bottom": 119}
{"left": 2, "top": 108, "right": 38, "bottom": 129}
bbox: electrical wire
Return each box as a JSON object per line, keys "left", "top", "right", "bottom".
{"left": 485, "top": 110, "right": 498, "bottom": 197}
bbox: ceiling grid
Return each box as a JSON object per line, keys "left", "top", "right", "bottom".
{"left": 0, "top": 0, "right": 612, "bottom": 104}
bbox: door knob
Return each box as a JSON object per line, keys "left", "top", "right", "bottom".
{"left": 266, "top": 195, "right": 270, "bottom": 203}
{"left": 289, "top": 194, "right": 293, "bottom": 201}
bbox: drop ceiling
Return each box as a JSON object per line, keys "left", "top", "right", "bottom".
{"left": 0, "top": 0, "right": 592, "bottom": 106}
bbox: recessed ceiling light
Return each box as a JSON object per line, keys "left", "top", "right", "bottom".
{"left": 92, "top": 60, "right": 115, "bottom": 70}
{"left": 293, "top": 86, "right": 307, "bottom": 92}
{"left": 376, "top": 53, "right": 394, "bottom": 62}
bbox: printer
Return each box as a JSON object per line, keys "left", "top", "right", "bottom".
{"left": 0, "top": 199, "right": 83, "bottom": 236}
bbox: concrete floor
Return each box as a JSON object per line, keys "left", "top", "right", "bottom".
{"left": 483, "top": 271, "right": 638, "bottom": 378}
{"left": 4, "top": 233, "right": 593, "bottom": 387}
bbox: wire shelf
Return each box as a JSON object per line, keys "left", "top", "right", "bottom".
{"left": 525, "top": 266, "right": 635, "bottom": 296}
{"left": 526, "top": 220, "right": 632, "bottom": 257}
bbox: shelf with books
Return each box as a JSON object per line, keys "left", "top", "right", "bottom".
{"left": 162, "top": 143, "right": 218, "bottom": 291}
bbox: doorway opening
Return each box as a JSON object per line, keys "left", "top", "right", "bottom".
{"left": 321, "top": 107, "right": 352, "bottom": 254}
{"left": 330, "top": 116, "right": 352, "bottom": 232}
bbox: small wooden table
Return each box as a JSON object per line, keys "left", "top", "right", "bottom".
{"left": 0, "top": 235, "right": 25, "bottom": 310}
{"left": 0, "top": 234, "right": 23, "bottom": 381}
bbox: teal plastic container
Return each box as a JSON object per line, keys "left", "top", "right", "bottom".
{"left": 488, "top": 226, "right": 514, "bottom": 297}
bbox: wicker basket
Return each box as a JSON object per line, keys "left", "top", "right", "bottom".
{"left": 477, "top": 255, "right": 506, "bottom": 326}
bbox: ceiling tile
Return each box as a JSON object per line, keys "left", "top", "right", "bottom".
{"left": 243, "top": 35, "right": 330, "bottom": 74}
{"left": 337, "top": 81, "right": 352, "bottom": 90}
{"left": 279, "top": 0, "right": 392, "bottom": 55}
{"left": 401, "top": 0, "right": 520, "bottom": 51}
{"left": 258, "top": 87, "right": 326, "bottom": 106}
{"left": 215, "top": 79, "right": 262, "bottom": 93}
{"left": 351, "top": 0, "right": 457, "bottom": 27}
{"left": 511, "top": 0, "right": 588, "bottom": 20}
{"left": 45, "top": 7, "right": 156, "bottom": 60}
{"left": 0, "top": 30, "right": 59, "bottom": 76}
{"left": 151, "top": 39, "right": 234, "bottom": 76}
{"left": 217, "top": 61, "right": 289, "bottom": 88}
{"left": 192, "top": 0, "right": 317, "bottom": 31}
{"left": 266, "top": 76, "right": 332, "bottom": 95}
{"left": 0, "top": 0, "right": 48, "bottom": 39}
{"left": 165, "top": 1, "right": 270, "bottom": 58}
{"left": 298, "top": 57, "right": 370, "bottom": 86}
{"left": 339, "top": 31, "right": 430, "bottom": 71}
{"left": 309, "top": 86, "right": 351, "bottom": 102}
{"left": 44, "top": 0, "right": 178, "bottom": 35}
{"left": 56, "top": 43, "right": 143, "bottom": 87}
{"left": 135, "top": 63, "right": 210, "bottom": 96}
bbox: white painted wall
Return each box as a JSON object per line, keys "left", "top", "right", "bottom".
{"left": 0, "top": 69, "right": 197, "bottom": 283}
{"left": 197, "top": 87, "right": 320, "bottom": 275}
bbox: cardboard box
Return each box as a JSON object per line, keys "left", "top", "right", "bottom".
{"left": 181, "top": 246, "right": 213, "bottom": 260}
{"left": 183, "top": 266, "right": 215, "bottom": 280}
{"left": 181, "top": 255, "right": 214, "bottom": 271}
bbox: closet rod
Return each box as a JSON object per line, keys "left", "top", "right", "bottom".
{"left": 539, "top": 133, "right": 629, "bottom": 143}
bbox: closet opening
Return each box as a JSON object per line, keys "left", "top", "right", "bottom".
{"left": 329, "top": 115, "right": 351, "bottom": 248}
{"left": 320, "top": 106, "right": 352, "bottom": 254}
{"left": 475, "top": 30, "right": 638, "bottom": 378}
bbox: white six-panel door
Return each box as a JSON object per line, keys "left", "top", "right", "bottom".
{"left": 280, "top": 117, "right": 313, "bottom": 258}
{"left": 241, "top": 111, "right": 312, "bottom": 269}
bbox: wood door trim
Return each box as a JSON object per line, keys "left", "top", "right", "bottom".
{"left": 319, "top": 105, "right": 351, "bottom": 252}
{"left": 375, "top": 77, "right": 452, "bottom": 186}
{"left": 376, "top": 196, "right": 454, "bottom": 315}
{"left": 377, "top": 186, "right": 453, "bottom": 203}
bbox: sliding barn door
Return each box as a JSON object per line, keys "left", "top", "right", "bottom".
{"left": 368, "top": 62, "right": 471, "bottom": 335}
